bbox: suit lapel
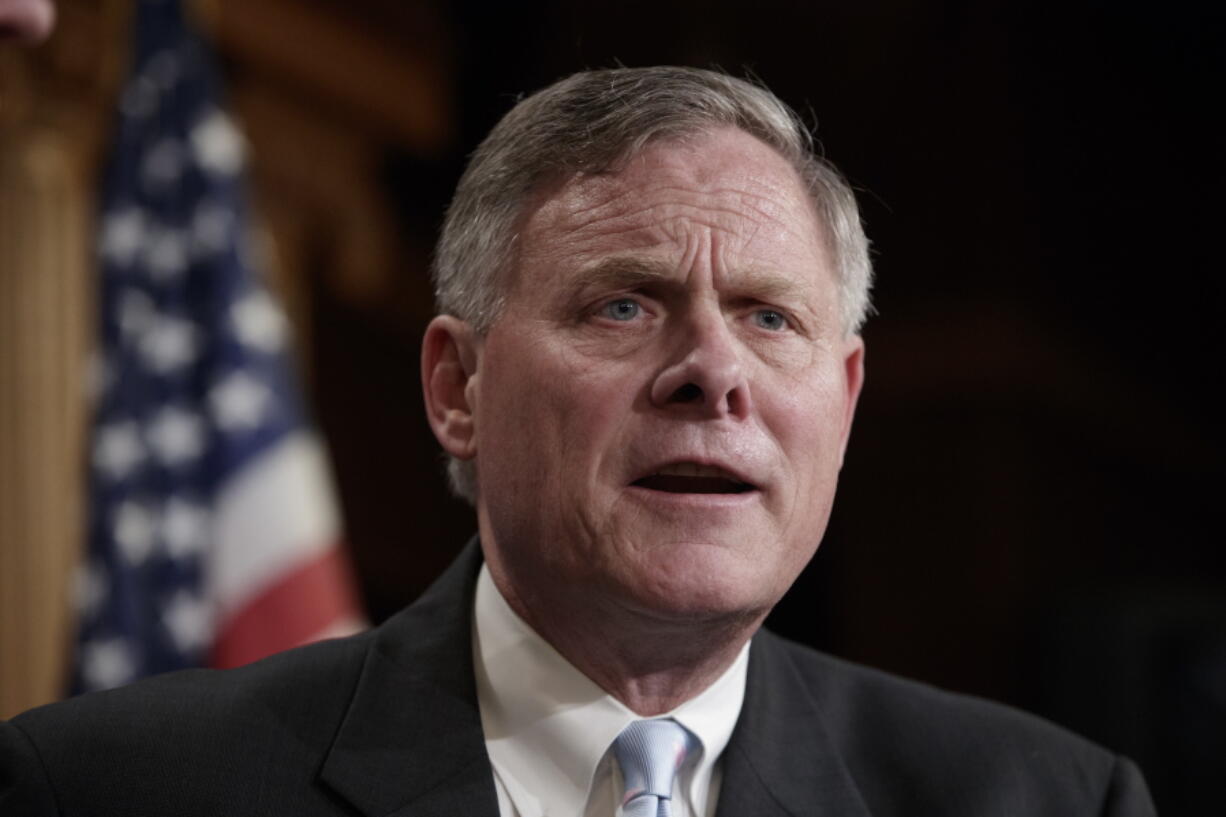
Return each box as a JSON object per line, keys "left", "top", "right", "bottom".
{"left": 319, "top": 541, "right": 501, "bottom": 817}
{"left": 317, "top": 542, "right": 874, "bottom": 817}
{"left": 715, "top": 632, "right": 874, "bottom": 817}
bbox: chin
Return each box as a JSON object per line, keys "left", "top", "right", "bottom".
{"left": 614, "top": 542, "right": 786, "bottom": 624}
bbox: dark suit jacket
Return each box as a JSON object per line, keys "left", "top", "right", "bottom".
{"left": 2, "top": 543, "right": 1155, "bottom": 816}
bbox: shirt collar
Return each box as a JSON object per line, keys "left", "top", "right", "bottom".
{"left": 472, "top": 563, "right": 749, "bottom": 817}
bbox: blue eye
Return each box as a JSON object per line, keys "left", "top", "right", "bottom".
{"left": 753, "top": 309, "right": 788, "bottom": 331}
{"left": 600, "top": 298, "right": 641, "bottom": 321}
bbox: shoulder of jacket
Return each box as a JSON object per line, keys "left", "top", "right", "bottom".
{"left": 13, "top": 627, "right": 375, "bottom": 753}
{"left": 756, "top": 629, "right": 1117, "bottom": 767}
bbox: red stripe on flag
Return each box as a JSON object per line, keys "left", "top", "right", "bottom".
{"left": 210, "top": 545, "right": 362, "bottom": 669}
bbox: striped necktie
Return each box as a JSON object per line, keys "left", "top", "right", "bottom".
{"left": 613, "top": 719, "right": 696, "bottom": 817}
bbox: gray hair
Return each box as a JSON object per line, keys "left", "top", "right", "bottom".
{"left": 432, "top": 66, "right": 873, "bottom": 502}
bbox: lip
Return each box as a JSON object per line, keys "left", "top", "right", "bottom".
{"left": 631, "top": 457, "right": 759, "bottom": 487}
{"left": 626, "top": 457, "right": 764, "bottom": 505}
{"left": 625, "top": 482, "right": 762, "bottom": 509}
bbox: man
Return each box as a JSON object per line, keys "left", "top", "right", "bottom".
{"left": 1, "top": 67, "right": 1155, "bottom": 816}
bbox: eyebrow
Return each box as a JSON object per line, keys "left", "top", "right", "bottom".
{"left": 576, "top": 257, "right": 675, "bottom": 291}
{"left": 572, "top": 256, "right": 814, "bottom": 303}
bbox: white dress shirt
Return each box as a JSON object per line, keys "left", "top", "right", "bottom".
{"left": 472, "top": 565, "right": 749, "bottom": 817}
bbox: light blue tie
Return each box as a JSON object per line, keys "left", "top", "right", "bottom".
{"left": 613, "top": 719, "right": 696, "bottom": 817}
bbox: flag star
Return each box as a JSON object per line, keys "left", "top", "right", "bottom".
{"left": 113, "top": 500, "right": 157, "bottom": 565}
{"left": 142, "top": 137, "right": 188, "bottom": 190}
{"left": 146, "top": 406, "right": 205, "bottom": 466}
{"left": 93, "top": 421, "right": 146, "bottom": 480}
{"left": 144, "top": 49, "right": 181, "bottom": 91}
{"left": 99, "top": 207, "right": 146, "bottom": 267}
{"left": 117, "top": 288, "right": 156, "bottom": 339}
{"left": 143, "top": 225, "right": 190, "bottom": 280}
{"left": 191, "top": 200, "right": 234, "bottom": 257}
{"left": 120, "top": 74, "right": 159, "bottom": 120}
{"left": 162, "top": 497, "right": 210, "bottom": 559}
{"left": 80, "top": 638, "right": 137, "bottom": 691}
{"left": 74, "top": 560, "right": 109, "bottom": 620}
{"left": 209, "top": 371, "right": 271, "bottom": 431}
{"left": 232, "top": 290, "right": 288, "bottom": 354}
{"left": 191, "top": 108, "right": 244, "bottom": 176}
{"left": 161, "top": 590, "right": 212, "bottom": 653}
{"left": 139, "top": 315, "right": 200, "bottom": 373}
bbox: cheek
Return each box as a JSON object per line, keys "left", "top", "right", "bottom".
{"left": 771, "top": 365, "right": 840, "bottom": 437}
{"left": 478, "top": 343, "right": 630, "bottom": 487}
{"left": 768, "top": 369, "right": 848, "bottom": 499}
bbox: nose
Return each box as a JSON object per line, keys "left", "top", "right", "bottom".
{"left": 649, "top": 312, "right": 751, "bottom": 419}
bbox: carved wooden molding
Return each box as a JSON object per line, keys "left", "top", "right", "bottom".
{"left": 196, "top": 0, "right": 452, "bottom": 153}
{"left": 0, "top": 0, "right": 135, "bottom": 718}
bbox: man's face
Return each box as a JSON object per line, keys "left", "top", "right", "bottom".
{"left": 469, "top": 127, "right": 863, "bottom": 627}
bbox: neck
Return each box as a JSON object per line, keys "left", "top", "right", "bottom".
{"left": 486, "top": 558, "right": 764, "bottom": 716}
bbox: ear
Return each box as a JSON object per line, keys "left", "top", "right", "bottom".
{"left": 421, "top": 315, "right": 481, "bottom": 461}
{"left": 836, "top": 335, "right": 865, "bottom": 468}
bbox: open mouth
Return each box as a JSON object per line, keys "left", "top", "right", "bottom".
{"left": 631, "top": 463, "right": 756, "bottom": 495}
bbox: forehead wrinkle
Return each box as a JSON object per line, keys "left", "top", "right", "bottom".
{"left": 611, "top": 185, "right": 804, "bottom": 239}
{"left": 520, "top": 132, "right": 834, "bottom": 313}
{"left": 545, "top": 162, "right": 812, "bottom": 236}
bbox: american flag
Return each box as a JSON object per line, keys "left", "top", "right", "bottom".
{"left": 72, "top": 0, "right": 364, "bottom": 693}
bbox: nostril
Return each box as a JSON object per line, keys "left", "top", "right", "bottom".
{"left": 671, "top": 383, "right": 703, "bottom": 403}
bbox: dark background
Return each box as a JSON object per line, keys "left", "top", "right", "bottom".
{"left": 299, "top": 2, "right": 1224, "bottom": 813}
